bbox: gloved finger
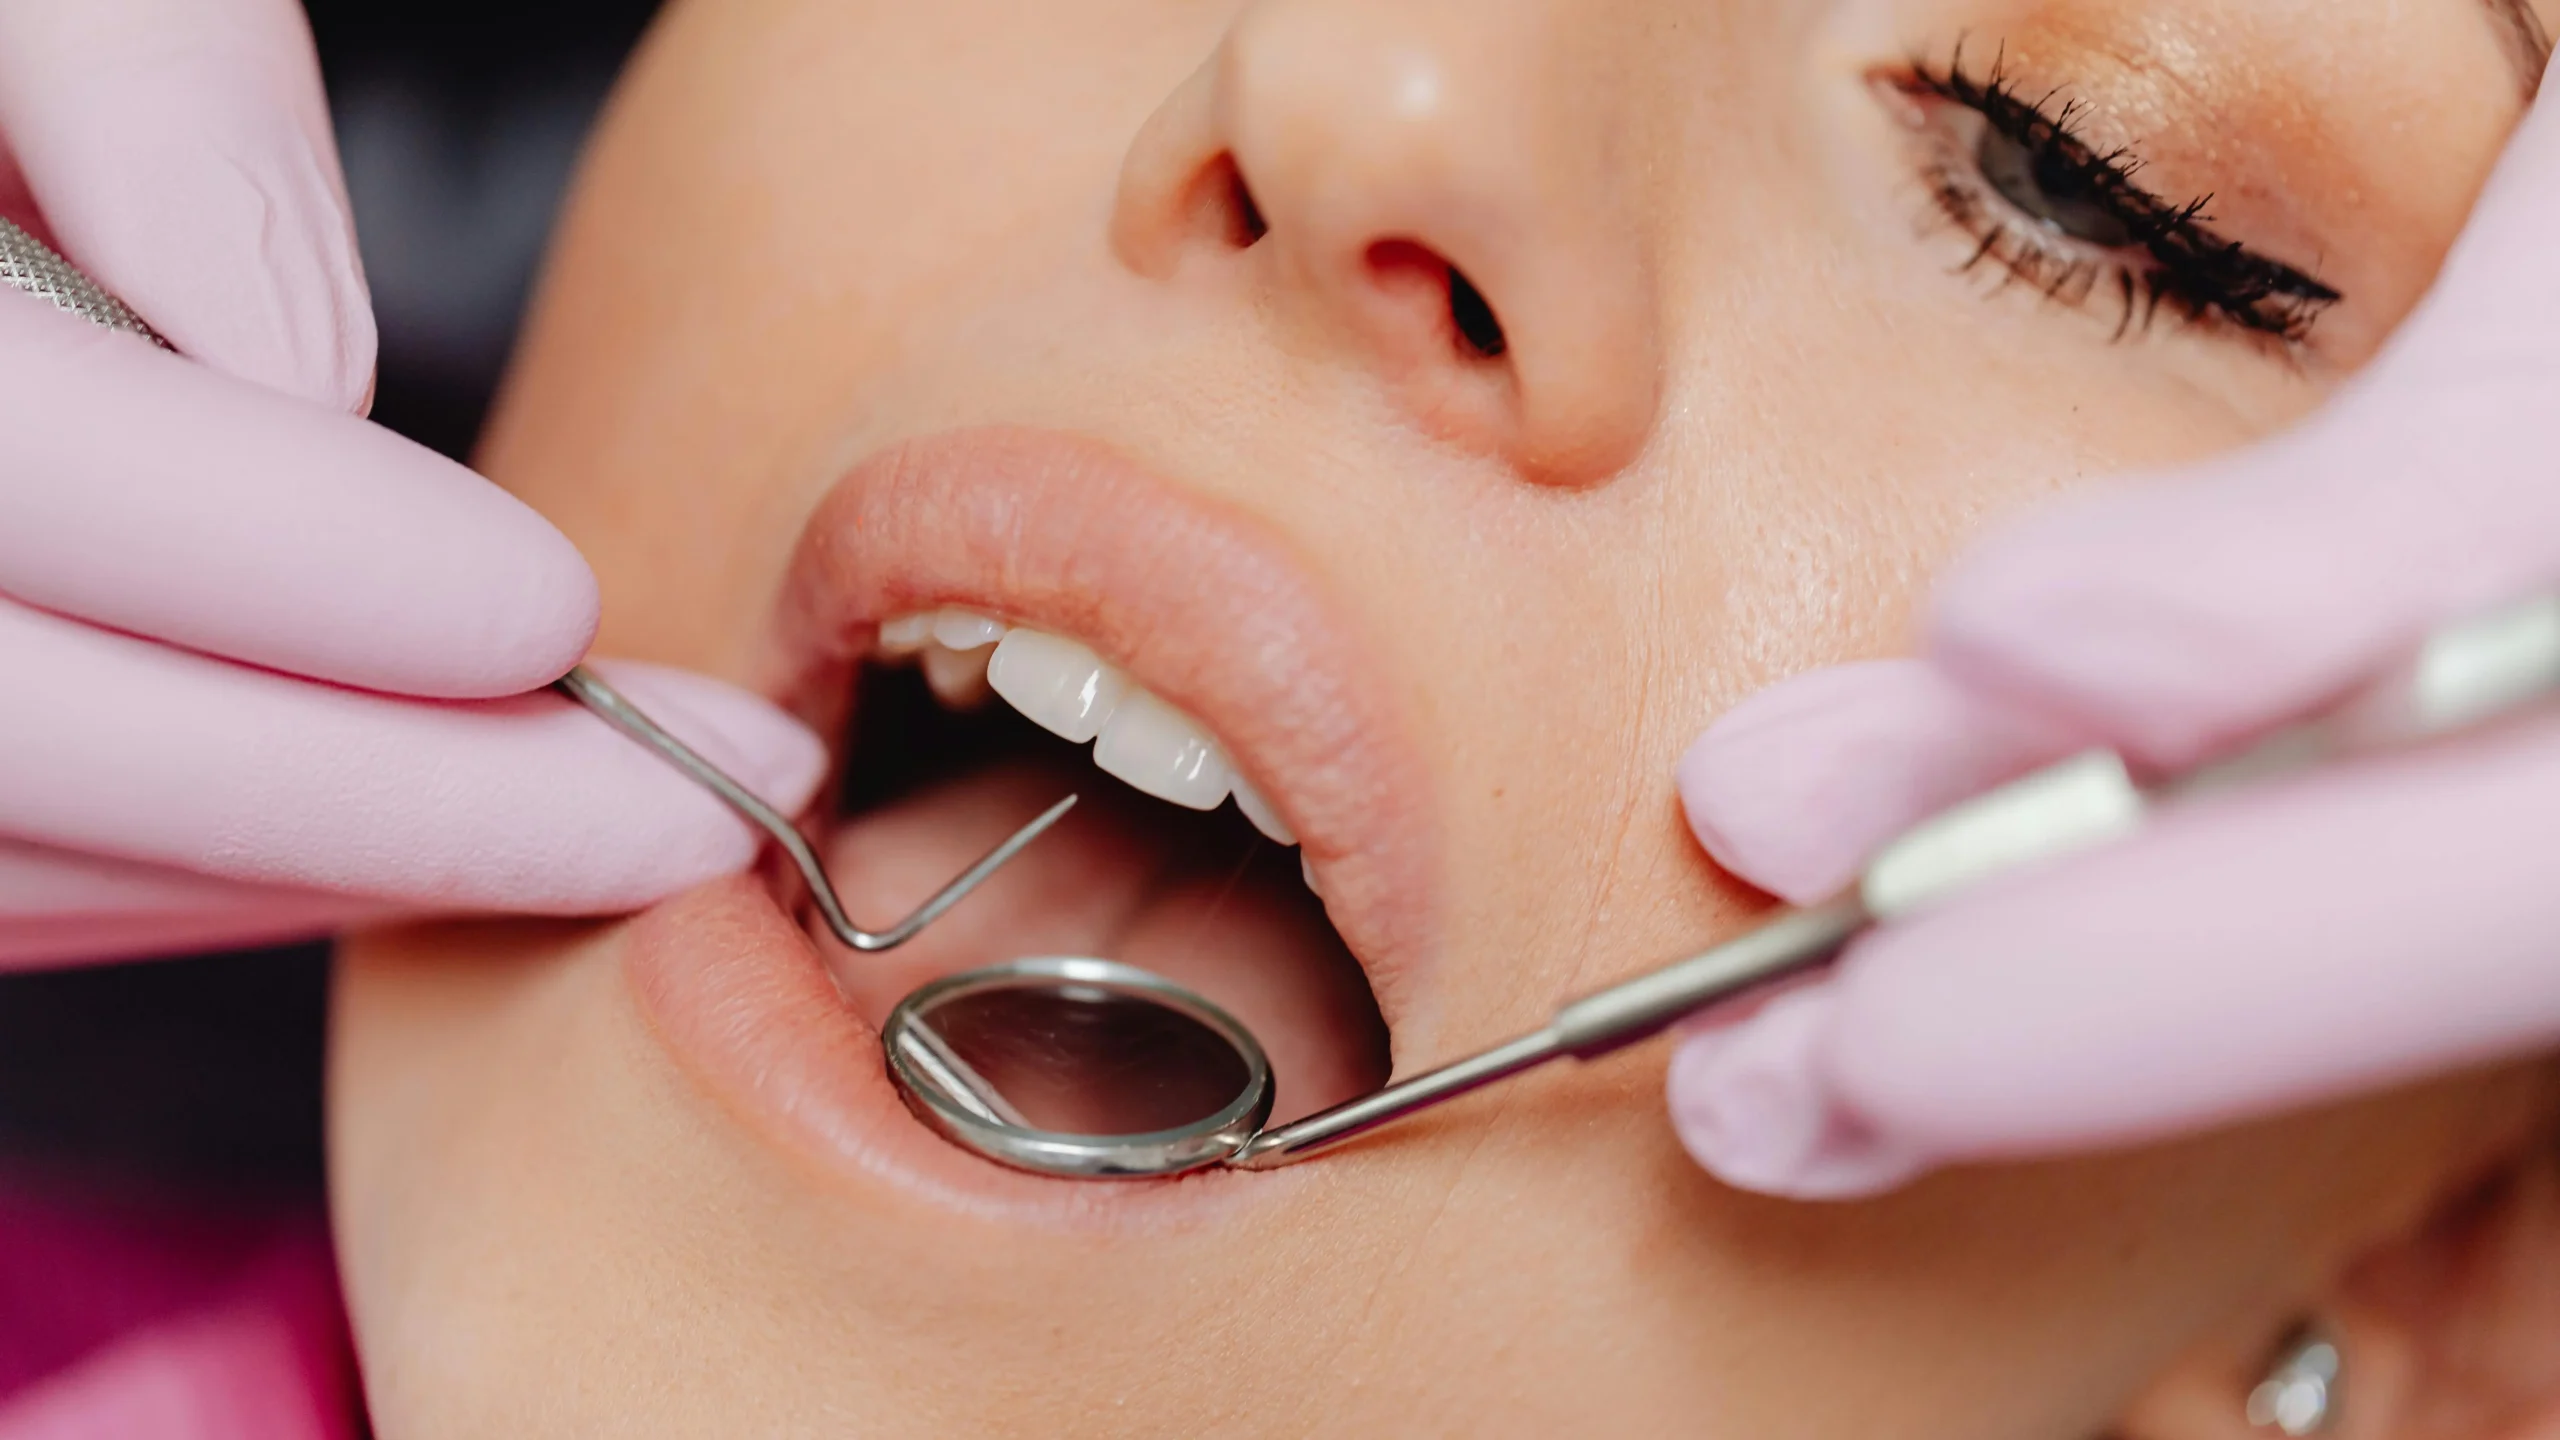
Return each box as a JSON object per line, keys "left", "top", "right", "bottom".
{"left": 1924, "top": 96, "right": 2560, "bottom": 771}
{"left": 0, "top": 837, "right": 385, "bottom": 969}
{"left": 0, "top": 596, "right": 828, "bottom": 914}
{"left": 1669, "top": 985, "right": 1932, "bottom": 1199}
{"left": 0, "top": 301, "right": 596, "bottom": 698}
{"left": 1671, "top": 713, "right": 2560, "bottom": 1198}
{"left": 0, "top": 0, "right": 371, "bottom": 409}
{"left": 0, "top": 837, "right": 385, "bottom": 970}
{"left": 1676, "top": 659, "right": 2076, "bottom": 904}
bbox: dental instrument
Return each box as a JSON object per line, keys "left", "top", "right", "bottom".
{"left": 5, "top": 219, "right": 1070, "bottom": 954}
{"left": 552, "top": 667, "right": 1076, "bottom": 951}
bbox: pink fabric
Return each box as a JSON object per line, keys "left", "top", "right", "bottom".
{"left": 0, "top": 1181, "right": 354, "bottom": 1438}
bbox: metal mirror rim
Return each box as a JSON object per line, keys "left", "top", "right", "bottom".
{"left": 882, "top": 956, "right": 1276, "bottom": 1179}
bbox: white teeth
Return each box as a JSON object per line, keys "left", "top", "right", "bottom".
{"left": 876, "top": 612, "right": 934, "bottom": 657}
{"left": 885, "top": 611, "right": 1306, "bottom": 847}
{"left": 919, "top": 640, "right": 994, "bottom": 709}
{"left": 1301, "top": 853, "right": 1321, "bottom": 895}
{"left": 1093, "top": 689, "right": 1233, "bottom": 810}
{"left": 932, "top": 608, "right": 1006, "bottom": 650}
{"left": 985, "top": 630, "right": 1129, "bottom": 744}
{"left": 1230, "top": 775, "right": 1295, "bottom": 845}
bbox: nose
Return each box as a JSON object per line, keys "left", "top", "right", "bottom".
{"left": 1112, "top": 0, "right": 1662, "bottom": 486}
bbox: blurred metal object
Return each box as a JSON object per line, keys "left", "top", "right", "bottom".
{"left": 0, "top": 218, "right": 168, "bottom": 347}
{"left": 2246, "top": 1326, "right": 2342, "bottom": 1435}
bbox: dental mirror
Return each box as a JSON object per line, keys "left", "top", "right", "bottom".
{"left": 878, "top": 896, "right": 1872, "bottom": 1180}
{"left": 884, "top": 958, "right": 1275, "bottom": 1179}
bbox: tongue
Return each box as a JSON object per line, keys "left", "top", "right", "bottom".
{"left": 807, "top": 762, "right": 1387, "bottom": 1123}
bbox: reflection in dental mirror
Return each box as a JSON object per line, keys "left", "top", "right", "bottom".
{"left": 886, "top": 959, "right": 1273, "bottom": 1171}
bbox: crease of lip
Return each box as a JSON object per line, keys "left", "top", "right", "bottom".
{"left": 757, "top": 425, "right": 1441, "bottom": 1037}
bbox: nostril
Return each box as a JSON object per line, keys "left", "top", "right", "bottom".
{"left": 1200, "top": 152, "right": 1267, "bottom": 250}
{"left": 1129, "top": 151, "right": 1271, "bottom": 261}
{"left": 1446, "top": 268, "right": 1507, "bottom": 359}
{"left": 1365, "top": 240, "right": 1509, "bottom": 361}
{"left": 1225, "top": 158, "right": 1269, "bottom": 247}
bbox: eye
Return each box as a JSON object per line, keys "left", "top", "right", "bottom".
{"left": 1973, "top": 113, "right": 2136, "bottom": 249}
{"left": 1887, "top": 46, "right": 2341, "bottom": 348}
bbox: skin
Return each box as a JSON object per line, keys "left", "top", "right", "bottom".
{"left": 332, "top": 0, "right": 2560, "bottom": 1434}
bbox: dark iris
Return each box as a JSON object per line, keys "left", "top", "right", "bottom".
{"left": 1975, "top": 123, "right": 2135, "bottom": 248}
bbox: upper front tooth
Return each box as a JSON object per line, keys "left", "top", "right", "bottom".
{"left": 1230, "top": 775, "right": 1295, "bottom": 845}
{"left": 877, "top": 612, "right": 934, "bottom": 657}
{"left": 920, "top": 641, "right": 994, "bottom": 708}
{"left": 931, "top": 609, "right": 1006, "bottom": 650}
{"left": 1093, "top": 688, "right": 1233, "bottom": 810}
{"left": 986, "top": 629, "right": 1129, "bottom": 743}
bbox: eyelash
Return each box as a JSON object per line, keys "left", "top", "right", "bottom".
{"left": 1895, "top": 46, "right": 2341, "bottom": 347}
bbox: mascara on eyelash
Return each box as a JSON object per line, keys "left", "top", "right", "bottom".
{"left": 1895, "top": 41, "right": 2342, "bottom": 345}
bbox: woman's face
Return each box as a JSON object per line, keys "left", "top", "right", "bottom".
{"left": 332, "top": 0, "right": 2552, "bottom": 1433}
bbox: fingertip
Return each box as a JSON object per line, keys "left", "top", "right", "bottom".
{"left": 364, "top": 474, "right": 603, "bottom": 697}
{"left": 0, "top": 315, "right": 594, "bottom": 699}
{"left": 1677, "top": 666, "right": 1886, "bottom": 903}
{"left": 320, "top": 670, "right": 821, "bottom": 916}
{"left": 505, "top": 666, "right": 826, "bottom": 912}
{"left": 441, "top": 519, "right": 604, "bottom": 695}
{"left": 1679, "top": 660, "right": 2053, "bottom": 905}
{"left": 585, "top": 661, "right": 830, "bottom": 817}
{"left": 1666, "top": 988, "right": 1929, "bottom": 1200}
{"left": 1676, "top": 728, "right": 1854, "bottom": 907}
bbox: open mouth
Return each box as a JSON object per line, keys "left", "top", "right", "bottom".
{"left": 681, "top": 426, "right": 1441, "bottom": 1170}
{"left": 820, "top": 619, "right": 1388, "bottom": 1125}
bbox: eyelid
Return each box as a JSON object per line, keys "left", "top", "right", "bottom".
{"left": 1881, "top": 57, "right": 2342, "bottom": 351}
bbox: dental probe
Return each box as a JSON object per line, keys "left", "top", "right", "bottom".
{"left": 1227, "top": 592, "right": 2560, "bottom": 1169}
{"left": 0, "top": 218, "right": 1073, "bottom": 951}
{"left": 552, "top": 667, "right": 1076, "bottom": 951}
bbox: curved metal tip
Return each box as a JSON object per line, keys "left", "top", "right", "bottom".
{"left": 553, "top": 665, "right": 1076, "bottom": 952}
{"left": 839, "top": 792, "right": 1079, "bottom": 951}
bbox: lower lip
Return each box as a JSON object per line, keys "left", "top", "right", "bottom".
{"left": 624, "top": 875, "right": 1284, "bottom": 1229}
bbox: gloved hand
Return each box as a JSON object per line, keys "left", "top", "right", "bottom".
{"left": 1664, "top": 93, "right": 2560, "bottom": 1199}
{"left": 0, "top": 0, "right": 825, "bottom": 970}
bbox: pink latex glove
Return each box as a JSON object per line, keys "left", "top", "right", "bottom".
{"left": 1667, "top": 94, "right": 2560, "bottom": 1198}
{"left": 0, "top": 0, "right": 825, "bottom": 970}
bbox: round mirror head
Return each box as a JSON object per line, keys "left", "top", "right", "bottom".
{"left": 882, "top": 957, "right": 1274, "bottom": 1179}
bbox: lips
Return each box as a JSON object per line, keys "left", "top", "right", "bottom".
{"left": 629, "top": 426, "right": 1440, "bottom": 1200}
{"left": 763, "top": 426, "right": 1439, "bottom": 1023}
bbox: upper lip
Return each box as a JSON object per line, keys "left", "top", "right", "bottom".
{"left": 755, "top": 425, "right": 1442, "bottom": 1035}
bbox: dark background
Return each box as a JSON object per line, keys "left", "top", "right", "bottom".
{"left": 0, "top": 1, "right": 663, "bottom": 1199}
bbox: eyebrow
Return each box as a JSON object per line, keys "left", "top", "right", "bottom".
{"left": 2481, "top": 0, "right": 2553, "bottom": 96}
